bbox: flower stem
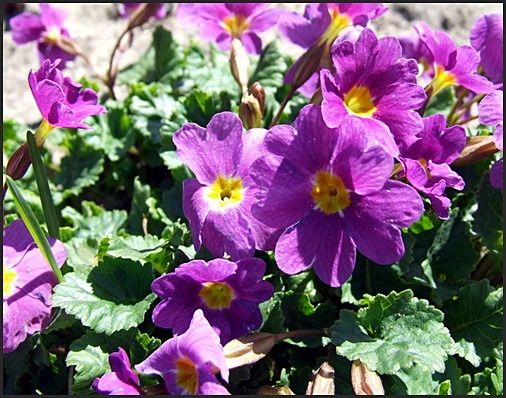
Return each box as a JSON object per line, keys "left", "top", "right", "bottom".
{"left": 447, "top": 87, "right": 469, "bottom": 125}
{"left": 269, "top": 86, "right": 296, "bottom": 128}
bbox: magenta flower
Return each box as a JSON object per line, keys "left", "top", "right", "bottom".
{"left": 415, "top": 21, "right": 494, "bottom": 99}
{"left": 29, "top": 58, "right": 107, "bottom": 145}
{"left": 151, "top": 257, "right": 273, "bottom": 344}
{"left": 176, "top": 3, "right": 281, "bottom": 54}
{"left": 397, "top": 33, "right": 435, "bottom": 87}
{"left": 478, "top": 90, "right": 503, "bottom": 189}
{"left": 470, "top": 13, "right": 503, "bottom": 86}
{"left": 397, "top": 114, "right": 466, "bottom": 219}
{"left": 173, "top": 112, "right": 282, "bottom": 260}
{"left": 92, "top": 347, "right": 144, "bottom": 395}
{"left": 3, "top": 219, "right": 66, "bottom": 354}
{"left": 320, "top": 28, "right": 427, "bottom": 156}
{"left": 135, "top": 309, "right": 230, "bottom": 395}
{"left": 10, "top": 3, "right": 76, "bottom": 69}
{"left": 250, "top": 105, "right": 423, "bottom": 287}
{"left": 118, "top": 3, "right": 167, "bottom": 20}
{"left": 278, "top": 3, "right": 388, "bottom": 96}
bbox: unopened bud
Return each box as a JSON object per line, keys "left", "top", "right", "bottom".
{"left": 128, "top": 4, "right": 164, "bottom": 29}
{"left": 258, "top": 385, "right": 295, "bottom": 395}
{"left": 6, "top": 142, "right": 31, "bottom": 182}
{"left": 54, "top": 35, "right": 83, "bottom": 57}
{"left": 288, "top": 42, "right": 326, "bottom": 93}
{"left": 239, "top": 82, "right": 266, "bottom": 129}
{"left": 305, "top": 361, "right": 335, "bottom": 395}
{"left": 451, "top": 135, "right": 498, "bottom": 167}
{"left": 223, "top": 332, "right": 276, "bottom": 369}
{"left": 351, "top": 359, "right": 384, "bottom": 395}
{"left": 230, "top": 38, "right": 250, "bottom": 93}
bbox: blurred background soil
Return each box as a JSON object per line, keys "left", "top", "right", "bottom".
{"left": 2, "top": 3, "right": 503, "bottom": 126}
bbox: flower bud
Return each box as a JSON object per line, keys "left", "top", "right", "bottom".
{"left": 128, "top": 4, "right": 165, "bottom": 29}
{"left": 223, "top": 332, "right": 276, "bottom": 369}
{"left": 258, "top": 385, "right": 295, "bottom": 395}
{"left": 288, "top": 42, "right": 326, "bottom": 93}
{"left": 451, "top": 135, "right": 498, "bottom": 167}
{"left": 351, "top": 359, "right": 384, "bottom": 395}
{"left": 5, "top": 142, "right": 31, "bottom": 182}
{"left": 230, "top": 38, "right": 250, "bottom": 93}
{"left": 239, "top": 82, "right": 266, "bottom": 129}
{"left": 305, "top": 361, "right": 335, "bottom": 395}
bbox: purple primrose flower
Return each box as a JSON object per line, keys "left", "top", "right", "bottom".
{"left": 415, "top": 21, "right": 494, "bottom": 98}
{"left": 29, "top": 59, "right": 107, "bottom": 145}
{"left": 173, "top": 111, "right": 282, "bottom": 260}
{"left": 397, "top": 33, "right": 435, "bottom": 87}
{"left": 176, "top": 3, "right": 281, "bottom": 54}
{"left": 320, "top": 28, "right": 427, "bottom": 156}
{"left": 278, "top": 3, "right": 388, "bottom": 96}
{"left": 479, "top": 89, "right": 503, "bottom": 189}
{"left": 250, "top": 104, "right": 423, "bottom": 287}
{"left": 135, "top": 309, "right": 230, "bottom": 395}
{"left": 397, "top": 114, "right": 466, "bottom": 219}
{"left": 3, "top": 219, "right": 66, "bottom": 354}
{"left": 470, "top": 13, "right": 503, "bottom": 86}
{"left": 92, "top": 347, "right": 144, "bottom": 395}
{"left": 10, "top": 3, "right": 76, "bottom": 69}
{"left": 151, "top": 257, "right": 274, "bottom": 345}
{"left": 118, "top": 3, "right": 167, "bottom": 20}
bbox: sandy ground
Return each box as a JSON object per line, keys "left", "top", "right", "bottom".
{"left": 2, "top": 3, "right": 503, "bottom": 126}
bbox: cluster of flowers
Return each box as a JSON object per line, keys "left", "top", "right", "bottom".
{"left": 3, "top": 3, "right": 503, "bottom": 395}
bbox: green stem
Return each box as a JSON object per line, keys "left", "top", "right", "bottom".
{"left": 269, "top": 86, "right": 296, "bottom": 128}
{"left": 26, "top": 131, "right": 60, "bottom": 240}
{"left": 447, "top": 88, "right": 469, "bottom": 125}
{"left": 5, "top": 176, "right": 63, "bottom": 283}
{"left": 456, "top": 115, "right": 479, "bottom": 126}
{"left": 274, "top": 329, "right": 327, "bottom": 342}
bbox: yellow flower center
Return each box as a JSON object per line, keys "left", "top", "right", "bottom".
{"left": 223, "top": 14, "right": 250, "bottom": 39}
{"left": 344, "top": 85, "right": 377, "bottom": 117}
{"left": 43, "top": 28, "right": 61, "bottom": 45}
{"left": 199, "top": 281, "right": 235, "bottom": 309}
{"left": 319, "top": 7, "right": 352, "bottom": 45}
{"left": 174, "top": 356, "right": 198, "bottom": 394}
{"left": 429, "top": 64, "right": 457, "bottom": 99}
{"left": 311, "top": 171, "right": 351, "bottom": 215}
{"left": 3, "top": 264, "right": 18, "bottom": 297}
{"left": 206, "top": 175, "right": 244, "bottom": 210}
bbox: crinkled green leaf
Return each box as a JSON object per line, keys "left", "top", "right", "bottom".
{"left": 53, "top": 134, "right": 105, "bottom": 203}
{"left": 330, "top": 290, "right": 455, "bottom": 375}
{"left": 66, "top": 328, "right": 161, "bottom": 394}
{"left": 52, "top": 256, "right": 156, "bottom": 335}
{"left": 394, "top": 364, "right": 439, "bottom": 395}
{"left": 424, "top": 86, "right": 456, "bottom": 117}
{"left": 444, "top": 280, "right": 503, "bottom": 366}
{"left": 259, "top": 292, "right": 286, "bottom": 334}
{"left": 118, "top": 27, "right": 184, "bottom": 86}
{"left": 82, "top": 99, "right": 135, "bottom": 162}
{"left": 434, "top": 356, "right": 472, "bottom": 395}
{"left": 470, "top": 365, "right": 503, "bottom": 395}
{"left": 99, "top": 234, "right": 166, "bottom": 264}
{"left": 249, "top": 41, "right": 288, "bottom": 89}
{"left": 183, "top": 89, "right": 232, "bottom": 127}
{"left": 472, "top": 174, "right": 504, "bottom": 256}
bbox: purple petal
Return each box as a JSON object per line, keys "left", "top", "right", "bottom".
{"left": 490, "top": 159, "right": 503, "bottom": 189}
{"left": 470, "top": 13, "right": 503, "bottom": 84}
{"left": 251, "top": 154, "right": 314, "bottom": 228}
{"left": 201, "top": 207, "right": 255, "bottom": 260}
{"left": 344, "top": 180, "right": 423, "bottom": 264}
{"left": 173, "top": 112, "right": 244, "bottom": 184}
{"left": 9, "top": 12, "right": 44, "bottom": 44}
{"left": 39, "top": 3, "right": 68, "bottom": 30}
{"left": 452, "top": 46, "right": 494, "bottom": 94}
{"left": 275, "top": 210, "right": 357, "bottom": 287}
{"left": 182, "top": 179, "right": 211, "bottom": 252}
{"left": 479, "top": 90, "right": 503, "bottom": 128}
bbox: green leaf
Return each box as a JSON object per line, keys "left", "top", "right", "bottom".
{"left": 6, "top": 176, "right": 63, "bottom": 282}
{"left": 424, "top": 86, "right": 456, "bottom": 118}
{"left": 53, "top": 134, "right": 105, "bottom": 203}
{"left": 329, "top": 290, "right": 455, "bottom": 376}
{"left": 472, "top": 174, "right": 504, "bottom": 256}
{"left": 67, "top": 327, "right": 161, "bottom": 394}
{"left": 249, "top": 41, "right": 288, "bottom": 89}
{"left": 52, "top": 256, "right": 156, "bottom": 335}
{"left": 26, "top": 130, "right": 60, "bottom": 239}
{"left": 443, "top": 280, "right": 503, "bottom": 366}
{"left": 83, "top": 100, "right": 135, "bottom": 162}
{"left": 434, "top": 356, "right": 472, "bottom": 395}
{"left": 100, "top": 234, "right": 166, "bottom": 264}
{"left": 182, "top": 89, "right": 232, "bottom": 126}
{"left": 394, "top": 364, "right": 439, "bottom": 395}
{"left": 118, "top": 27, "right": 184, "bottom": 86}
